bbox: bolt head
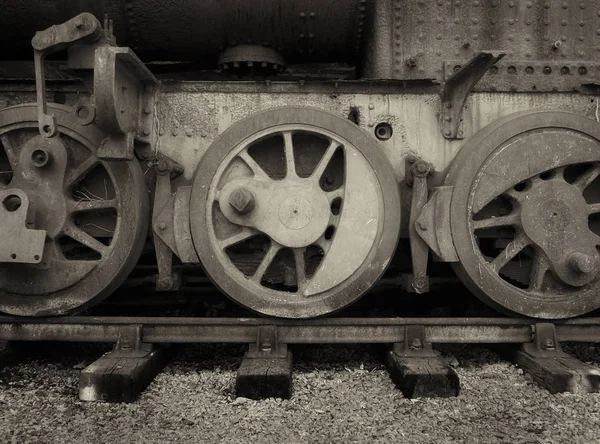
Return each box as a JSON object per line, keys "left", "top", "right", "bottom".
{"left": 229, "top": 187, "right": 255, "bottom": 215}
{"left": 158, "top": 222, "right": 167, "bottom": 231}
{"left": 568, "top": 252, "right": 596, "bottom": 274}
{"left": 416, "top": 162, "right": 428, "bottom": 174}
{"left": 156, "top": 160, "right": 168, "bottom": 173}
{"left": 158, "top": 277, "right": 171, "bottom": 290}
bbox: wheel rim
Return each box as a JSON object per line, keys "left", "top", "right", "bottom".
{"left": 0, "top": 104, "right": 149, "bottom": 316}
{"left": 190, "top": 107, "right": 400, "bottom": 318}
{"left": 446, "top": 110, "right": 600, "bottom": 319}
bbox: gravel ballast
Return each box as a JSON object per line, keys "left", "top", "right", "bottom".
{"left": 1, "top": 342, "right": 599, "bottom": 444}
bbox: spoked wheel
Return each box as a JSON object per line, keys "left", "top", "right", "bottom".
{"left": 0, "top": 104, "right": 148, "bottom": 316}
{"left": 446, "top": 110, "right": 600, "bottom": 319}
{"left": 190, "top": 107, "right": 400, "bottom": 318}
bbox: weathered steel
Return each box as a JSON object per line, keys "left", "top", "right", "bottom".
{"left": 0, "top": 317, "right": 598, "bottom": 344}
{"left": 0, "top": 104, "right": 149, "bottom": 316}
{"left": 189, "top": 107, "right": 400, "bottom": 318}
{"left": 441, "top": 51, "right": 506, "bottom": 139}
{"left": 446, "top": 110, "right": 600, "bottom": 319}
{"left": 364, "top": 0, "right": 600, "bottom": 85}
{"left": 407, "top": 158, "right": 432, "bottom": 293}
{"left": 0, "top": 189, "right": 46, "bottom": 264}
{"left": 31, "top": 12, "right": 106, "bottom": 138}
{"left": 0, "top": 1, "right": 363, "bottom": 65}
{"left": 415, "top": 186, "right": 459, "bottom": 263}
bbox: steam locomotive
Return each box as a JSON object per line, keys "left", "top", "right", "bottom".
{"left": 1, "top": 0, "right": 600, "bottom": 323}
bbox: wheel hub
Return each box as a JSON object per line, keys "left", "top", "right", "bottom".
{"left": 219, "top": 178, "right": 330, "bottom": 248}
{"left": 520, "top": 180, "right": 600, "bottom": 286}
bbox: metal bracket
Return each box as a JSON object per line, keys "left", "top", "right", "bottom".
{"left": 154, "top": 186, "right": 200, "bottom": 264}
{"left": 94, "top": 46, "right": 159, "bottom": 160}
{"left": 415, "top": 186, "right": 459, "bottom": 262}
{"left": 31, "top": 13, "right": 106, "bottom": 138}
{"left": 392, "top": 325, "right": 437, "bottom": 358}
{"left": 407, "top": 156, "right": 433, "bottom": 293}
{"left": 0, "top": 189, "right": 46, "bottom": 264}
{"left": 522, "top": 323, "right": 568, "bottom": 358}
{"left": 111, "top": 325, "right": 153, "bottom": 358}
{"left": 152, "top": 155, "right": 184, "bottom": 291}
{"left": 247, "top": 325, "right": 288, "bottom": 358}
{"left": 31, "top": 13, "right": 158, "bottom": 160}
{"left": 441, "top": 51, "right": 506, "bottom": 139}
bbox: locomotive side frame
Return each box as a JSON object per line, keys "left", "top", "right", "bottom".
{"left": 2, "top": 4, "right": 600, "bottom": 400}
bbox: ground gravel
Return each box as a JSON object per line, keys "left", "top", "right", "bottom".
{"left": 1, "top": 342, "right": 599, "bottom": 444}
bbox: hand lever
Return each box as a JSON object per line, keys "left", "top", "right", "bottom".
{"left": 31, "top": 13, "right": 104, "bottom": 138}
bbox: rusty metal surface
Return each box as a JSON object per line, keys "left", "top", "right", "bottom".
{"left": 441, "top": 51, "right": 506, "bottom": 139}
{"left": 446, "top": 110, "right": 600, "bottom": 319}
{"left": 0, "top": 104, "right": 149, "bottom": 316}
{"left": 0, "top": 1, "right": 362, "bottom": 65}
{"left": 0, "top": 315, "right": 599, "bottom": 344}
{"left": 365, "top": 0, "right": 600, "bottom": 83}
{"left": 0, "top": 188, "right": 46, "bottom": 264}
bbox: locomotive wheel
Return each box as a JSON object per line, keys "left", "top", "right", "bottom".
{"left": 0, "top": 104, "right": 148, "bottom": 316}
{"left": 189, "top": 107, "right": 400, "bottom": 318}
{"left": 446, "top": 110, "right": 600, "bottom": 319}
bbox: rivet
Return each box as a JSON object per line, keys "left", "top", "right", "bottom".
{"left": 185, "top": 128, "right": 193, "bottom": 137}
{"left": 368, "top": 104, "right": 375, "bottom": 110}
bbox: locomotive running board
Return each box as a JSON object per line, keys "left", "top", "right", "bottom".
{"left": 0, "top": 316, "right": 599, "bottom": 402}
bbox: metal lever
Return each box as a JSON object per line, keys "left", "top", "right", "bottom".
{"left": 31, "top": 13, "right": 104, "bottom": 138}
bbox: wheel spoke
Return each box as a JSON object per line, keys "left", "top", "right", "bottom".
{"left": 0, "top": 134, "right": 20, "bottom": 172}
{"left": 490, "top": 232, "right": 530, "bottom": 273}
{"left": 67, "top": 198, "right": 117, "bottom": 214}
{"left": 472, "top": 213, "right": 520, "bottom": 230}
{"left": 326, "top": 187, "right": 344, "bottom": 202}
{"left": 503, "top": 188, "right": 524, "bottom": 202}
{"left": 574, "top": 163, "right": 600, "bottom": 191}
{"left": 314, "top": 235, "right": 331, "bottom": 254}
{"left": 67, "top": 156, "right": 100, "bottom": 187}
{"left": 252, "top": 241, "right": 281, "bottom": 282}
{"left": 282, "top": 131, "right": 297, "bottom": 178}
{"left": 219, "top": 227, "right": 259, "bottom": 249}
{"left": 293, "top": 248, "right": 308, "bottom": 291}
{"left": 311, "top": 140, "right": 341, "bottom": 183}
{"left": 238, "top": 150, "right": 269, "bottom": 179}
{"left": 63, "top": 224, "right": 108, "bottom": 257}
{"left": 528, "top": 249, "right": 549, "bottom": 291}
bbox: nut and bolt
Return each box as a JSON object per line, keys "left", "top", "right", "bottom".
{"left": 410, "top": 338, "right": 422, "bottom": 350}
{"left": 229, "top": 187, "right": 256, "bottom": 215}
{"left": 568, "top": 252, "right": 595, "bottom": 274}
{"left": 416, "top": 162, "right": 429, "bottom": 174}
{"left": 31, "top": 148, "right": 51, "bottom": 168}
{"left": 544, "top": 338, "right": 555, "bottom": 349}
{"left": 156, "top": 160, "right": 169, "bottom": 173}
{"left": 158, "top": 277, "right": 172, "bottom": 290}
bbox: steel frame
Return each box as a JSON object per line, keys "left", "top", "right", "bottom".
{"left": 0, "top": 316, "right": 598, "bottom": 345}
